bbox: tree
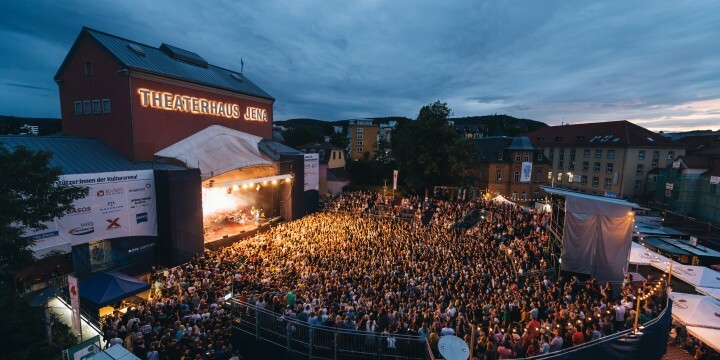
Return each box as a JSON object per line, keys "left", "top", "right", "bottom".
{"left": 0, "top": 144, "right": 88, "bottom": 285}
{"left": 392, "top": 101, "right": 473, "bottom": 193}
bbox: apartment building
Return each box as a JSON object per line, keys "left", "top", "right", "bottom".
{"left": 347, "top": 119, "right": 378, "bottom": 160}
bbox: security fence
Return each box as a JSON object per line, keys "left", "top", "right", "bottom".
{"left": 227, "top": 298, "right": 433, "bottom": 360}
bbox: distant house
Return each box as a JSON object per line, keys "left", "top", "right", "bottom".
{"left": 333, "top": 125, "right": 343, "bottom": 134}
{"left": 295, "top": 141, "right": 346, "bottom": 195}
{"left": 348, "top": 119, "right": 378, "bottom": 160}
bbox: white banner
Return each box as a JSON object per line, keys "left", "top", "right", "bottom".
{"left": 520, "top": 162, "right": 532, "bottom": 183}
{"left": 665, "top": 182, "right": 674, "bottom": 190}
{"left": 23, "top": 170, "right": 157, "bottom": 255}
{"left": 393, "top": 170, "right": 398, "bottom": 190}
{"left": 67, "top": 275, "right": 81, "bottom": 333}
{"left": 303, "top": 154, "right": 319, "bottom": 191}
{"left": 711, "top": 176, "right": 720, "bottom": 185}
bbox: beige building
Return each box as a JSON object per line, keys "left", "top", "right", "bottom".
{"left": 348, "top": 119, "right": 378, "bottom": 160}
{"left": 525, "top": 120, "right": 685, "bottom": 202}
{"left": 295, "top": 141, "right": 346, "bottom": 195}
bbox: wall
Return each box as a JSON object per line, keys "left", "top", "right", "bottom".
{"left": 129, "top": 76, "right": 274, "bottom": 161}
{"left": 327, "top": 149, "right": 345, "bottom": 169}
{"left": 348, "top": 125, "right": 378, "bottom": 160}
{"left": 57, "top": 33, "right": 134, "bottom": 159}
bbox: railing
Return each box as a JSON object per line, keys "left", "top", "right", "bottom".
{"left": 228, "top": 298, "right": 434, "bottom": 360}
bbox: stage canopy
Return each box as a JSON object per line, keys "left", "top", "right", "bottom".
{"left": 668, "top": 292, "right": 720, "bottom": 329}
{"left": 155, "top": 125, "right": 272, "bottom": 180}
{"left": 662, "top": 263, "right": 720, "bottom": 289}
{"left": 79, "top": 271, "right": 150, "bottom": 306}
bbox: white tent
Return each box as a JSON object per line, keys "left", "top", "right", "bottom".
{"left": 686, "top": 326, "right": 720, "bottom": 352}
{"left": 668, "top": 292, "right": 720, "bottom": 329}
{"left": 490, "top": 195, "right": 515, "bottom": 205}
{"left": 155, "top": 125, "right": 272, "bottom": 180}
{"left": 662, "top": 264, "right": 720, "bottom": 289}
{"left": 697, "top": 287, "right": 720, "bottom": 302}
{"left": 628, "top": 241, "right": 669, "bottom": 265}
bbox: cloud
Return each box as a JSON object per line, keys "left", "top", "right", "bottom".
{"left": 0, "top": 0, "right": 718, "bottom": 131}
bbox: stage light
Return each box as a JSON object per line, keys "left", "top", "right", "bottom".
{"left": 272, "top": 180, "right": 278, "bottom": 185}
{"left": 232, "top": 185, "right": 239, "bottom": 191}
{"left": 242, "top": 183, "right": 248, "bottom": 189}
{"left": 263, "top": 181, "right": 268, "bottom": 186}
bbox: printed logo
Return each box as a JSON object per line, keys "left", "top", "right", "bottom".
{"left": 99, "top": 201, "right": 124, "bottom": 214}
{"left": 97, "top": 187, "right": 123, "bottom": 197}
{"left": 136, "top": 212, "right": 148, "bottom": 224}
{"left": 106, "top": 218, "right": 121, "bottom": 230}
{"left": 96, "top": 190, "right": 104, "bottom": 197}
{"left": 130, "top": 196, "right": 151, "bottom": 209}
{"left": 69, "top": 222, "right": 95, "bottom": 235}
{"left": 66, "top": 206, "right": 92, "bottom": 215}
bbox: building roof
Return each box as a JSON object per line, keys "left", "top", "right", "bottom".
{"left": 296, "top": 142, "right": 343, "bottom": 151}
{"left": 0, "top": 135, "right": 183, "bottom": 174}
{"left": 258, "top": 139, "right": 303, "bottom": 161}
{"left": 678, "top": 135, "right": 720, "bottom": 154}
{"left": 56, "top": 27, "right": 274, "bottom": 101}
{"left": 471, "top": 137, "right": 513, "bottom": 161}
{"left": 506, "top": 136, "right": 536, "bottom": 150}
{"left": 541, "top": 186, "right": 641, "bottom": 208}
{"left": 524, "top": 120, "right": 684, "bottom": 148}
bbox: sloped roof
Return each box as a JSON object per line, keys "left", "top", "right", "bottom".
{"left": 258, "top": 139, "right": 303, "bottom": 161}
{"left": 155, "top": 125, "right": 272, "bottom": 180}
{"left": 678, "top": 135, "right": 720, "bottom": 155}
{"left": 0, "top": 135, "right": 183, "bottom": 174}
{"left": 56, "top": 27, "right": 274, "bottom": 101}
{"left": 79, "top": 271, "right": 150, "bottom": 306}
{"left": 470, "top": 137, "right": 513, "bottom": 161}
{"left": 676, "top": 155, "right": 712, "bottom": 170}
{"left": 524, "top": 120, "right": 684, "bottom": 148}
{"left": 506, "top": 136, "right": 535, "bottom": 150}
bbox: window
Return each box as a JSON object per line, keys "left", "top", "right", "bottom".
{"left": 357, "top": 127, "right": 364, "bottom": 132}
{"left": 581, "top": 175, "right": 588, "bottom": 185}
{"left": 356, "top": 147, "right": 363, "bottom": 153}
{"left": 652, "top": 151, "right": 660, "bottom": 167}
{"left": 514, "top": 171, "right": 520, "bottom": 183}
{"left": 583, "top": 149, "right": 590, "bottom": 158}
{"left": 515, "top": 153, "right": 521, "bottom": 162}
{"left": 582, "top": 161, "right": 589, "bottom": 171}
{"left": 638, "top": 150, "right": 645, "bottom": 160}
{"left": 636, "top": 164, "right": 644, "bottom": 175}
{"left": 606, "top": 163, "right": 614, "bottom": 173}
{"left": 84, "top": 61, "right": 94, "bottom": 76}
{"left": 74, "top": 101, "right": 82, "bottom": 115}
{"left": 512, "top": 192, "right": 518, "bottom": 200}
{"left": 92, "top": 99, "right": 101, "bottom": 114}
{"left": 521, "top": 192, "right": 527, "bottom": 201}
{"left": 595, "top": 149, "right": 602, "bottom": 158}
{"left": 548, "top": 171, "right": 553, "bottom": 180}
{"left": 332, "top": 152, "right": 336, "bottom": 160}
{"left": 668, "top": 151, "right": 675, "bottom": 160}
{"left": 534, "top": 191, "right": 540, "bottom": 199}
{"left": 604, "top": 178, "right": 612, "bottom": 189}
{"left": 496, "top": 170, "right": 502, "bottom": 182}
{"left": 570, "top": 149, "right": 576, "bottom": 161}
{"left": 607, "top": 150, "right": 615, "bottom": 159}
{"left": 634, "top": 180, "right": 642, "bottom": 191}
{"left": 557, "top": 172, "right": 562, "bottom": 181}
{"left": 594, "top": 162, "right": 601, "bottom": 172}
{"left": 558, "top": 149, "right": 565, "bottom": 168}
{"left": 83, "top": 100, "right": 91, "bottom": 114}
{"left": 357, "top": 134, "right": 363, "bottom": 139}
{"left": 592, "top": 176, "right": 599, "bottom": 187}
{"left": 535, "top": 170, "right": 541, "bottom": 182}
{"left": 548, "top": 149, "right": 554, "bottom": 160}
{"left": 524, "top": 153, "right": 530, "bottom": 162}
{"left": 102, "top": 99, "right": 111, "bottom": 113}
{"left": 537, "top": 154, "right": 543, "bottom": 161}
{"left": 498, "top": 153, "right": 503, "bottom": 161}
{"left": 356, "top": 141, "right": 363, "bottom": 146}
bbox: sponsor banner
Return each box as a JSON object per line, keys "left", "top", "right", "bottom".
{"left": 520, "top": 162, "right": 532, "bottom": 183}
{"left": 66, "top": 335, "right": 101, "bottom": 360}
{"left": 67, "top": 275, "right": 81, "bottom": 333}
{"left": 23, "top": 170, "right": 157, "bottom": 252}
{"left": 393, "top": 170, "right": 398, "bottom": 190}
{"left": 303, "top": 153, "right": 320, "bottom": 191}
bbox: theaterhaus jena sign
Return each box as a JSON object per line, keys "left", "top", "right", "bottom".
{"left": 137, "top": 88, "right": 267, "bottom": 121}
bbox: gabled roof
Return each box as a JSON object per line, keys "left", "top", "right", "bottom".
{"left": 524, "top": 120, "right": 683, "bottom": 148}
{"left": 56, "top": 27, "right": 274, "bottom": 101}
{"left": 675, "top": 155, "right": 712, "bottom": 170}
{"left": 0, "top": 135, "right": 183, "bottom": 174}
{"left": 258, "top": 140, "right": 303, "bottom": 161}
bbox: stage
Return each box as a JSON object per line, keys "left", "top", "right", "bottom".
{"left": 204, "top": 216, "right": 282, "bottom": 250}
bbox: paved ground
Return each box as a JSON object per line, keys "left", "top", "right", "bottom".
{"left": 49, "top": 297, "right": 102, "bottom": 342}
{"left": 663, "top": 344, "right": 694, "bottom": 360}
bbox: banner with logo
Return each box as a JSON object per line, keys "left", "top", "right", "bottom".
{"left": 393, "top": 170, "right": 398, "bottom": 190}
{"left": 67, "top": 275, "right": 81, "bottom": 333}
{"left": 23, "top": 170, "right": 157, "bottom": 254}
{"left": 303, "top": 153, "right": 320, "bottom": 191}
{"left": 520, "top": 162, "right": 532, "bottom": 183}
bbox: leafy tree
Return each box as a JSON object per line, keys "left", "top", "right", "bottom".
{"left": 0, "top": 116, "right": 24, "bottom": 135}
{"left": 0, "top": 144, "right": 88, "bottom": 285}
{"left": 392, "top": 101, "right": 473, "bottom": 193}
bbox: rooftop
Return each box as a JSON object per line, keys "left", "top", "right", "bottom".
{"left": 524, "top": 120, "right": 684, "bottom": 148}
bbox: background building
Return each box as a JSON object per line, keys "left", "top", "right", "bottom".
{"left": 347, "top": 119, "right": 378, "bottom": 160}
{"left": 525, "top": 120, "right": 686, "bottom": 202}
{"left": 295, "top": 140, "right": 346, "bottom": 195}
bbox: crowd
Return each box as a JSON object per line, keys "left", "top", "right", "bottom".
{"left": 99, "top": 191, "right": 667, "bottom": 360}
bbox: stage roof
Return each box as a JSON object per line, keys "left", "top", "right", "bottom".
{"left": 541, "top": 186, "right": 641, "bottom": 208}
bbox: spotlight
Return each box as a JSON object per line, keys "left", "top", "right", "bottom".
{"left": 272, "top": 180, "right": 278, "bottom": 185}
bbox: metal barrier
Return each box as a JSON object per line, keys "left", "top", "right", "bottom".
{"left": 228, "top": 298, "right": 433, "bottom": 360}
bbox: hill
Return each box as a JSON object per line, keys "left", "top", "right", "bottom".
{"left": 450, "top": 114, "right": 547, "bottom": 137}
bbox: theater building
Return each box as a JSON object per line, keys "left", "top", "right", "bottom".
{"left": 11, "top": 27, "right": 309, "bottom": 282}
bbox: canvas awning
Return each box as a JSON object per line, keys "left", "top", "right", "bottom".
{"left": 490, "top": 195, "right": 514, "bottom": 205}
{"left": 666, "top": 264, "right": 720, "bottom": 289}
{"left": 155, "top": 125, "right": 272, "bottom": 180}
{"left": 686, "top": 326, "right": 720, "bottom": 352}
{"left": 79, "top": 271, "right": 150, "bottom": 307}
{"left": 697, "top": 287, "right": 720, "bottom": 302}
{"left": 668, "top": 292, "right": 720, "bottom": 329}
{"left": 629, "top": 241, "right": 670, "bottom": 265}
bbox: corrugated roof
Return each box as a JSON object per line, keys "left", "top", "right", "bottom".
{"left": 0, "top": 136, "right": 184, "bottom": 174}
{"left": 258, "top": 140, "right": 303, "bottom": 161}
{"left": 56, "top": 27, "right": 274, "bottom": 101}
{"left": 524, "top": 120, "right": 684, "bottom": 148}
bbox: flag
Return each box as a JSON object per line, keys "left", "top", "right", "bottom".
{"left": 68, "top": 275, "right": 82, "bottom": 333}
{"left": 241, "top": 57, "right": 244, "bottom": 74}
{"left": 393, "top": 170, "right": 398, "bottom": 190}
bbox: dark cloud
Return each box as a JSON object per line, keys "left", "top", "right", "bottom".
{"left": 0, "top": 0, "right": 718, "bottom": 131}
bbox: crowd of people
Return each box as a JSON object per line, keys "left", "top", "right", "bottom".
{"left": 100, "top": 191, "right": 667, "bottom": 360}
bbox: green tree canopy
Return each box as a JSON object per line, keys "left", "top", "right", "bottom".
{"left": 391, "top": 101, "right": 473, "bottom": 193}
{"left": 0, "top": 144, "right": 88, "bottom": 281}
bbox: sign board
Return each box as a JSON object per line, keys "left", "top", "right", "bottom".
{"left": 303, "top": 153, "right": 320, "bottom": 191}
{"left": 689, "top": 236, "right": 698, "bottom": 247}
{"left": 393, "top": 170, "right": 398, "bottom": 190}
{"left": 65, "top": 335, "right": 101, "bottom": 360}
{"left": 23, "top": 170, "right": 158, "bottom": 256}
{"left": 67, "top": 275, "right": 81, "bottom": 333}
{"left": 665, "top": 183, "right": 674, "bottom": 190}
{"left": 520, "top": 162, "right": 532, "bottom": 183}
{"left": 137, "top": 88, "right": 268, "bottom": 121}
{"left": 603, "top": 191, "right": 617, "bottom": 199}
{"left": 711, "top": 176, "right": 720, "bottom": 185}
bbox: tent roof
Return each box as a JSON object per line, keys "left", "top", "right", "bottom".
{"left": 541, "top": 186, "right": 641, "bottom": 208}
{"left": 668, "top": 264, "right": 720, "bottom": 289}
{"left": 490, "top": 195, "right": 515, "bottom": 205}
{"left": 155, "top": 125, "right": 272, "bottom": 180}
{"left": 686, "top": 326, "right": 720, "bottom": 353}
{"left": 79, "top": 271, "right": 150, "bottom": 306}
{"left": 697, "top": 287, "right": 720, "bottom": 302}
{"left": 629, "top": 241, "right": 670, "bottom": 265}
{"left": 668, "top": 292, "right": 720, "bottom": 329}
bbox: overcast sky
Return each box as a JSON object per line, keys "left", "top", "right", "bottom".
{"left": 1, "top": 1, "right": 719, "bottom": 132}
